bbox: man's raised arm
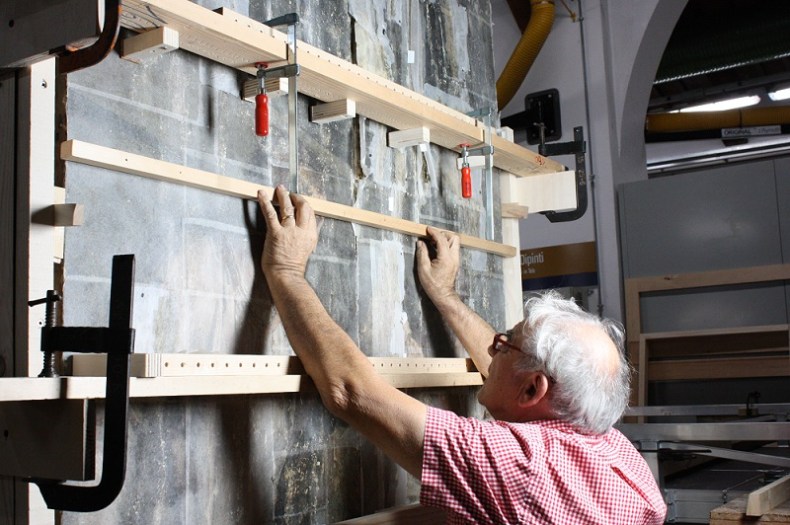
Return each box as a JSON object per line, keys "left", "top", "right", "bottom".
{"left": 416, "top": 227, "right": 495, "bottom": 377}
{"left": 258, "top": 186, "right": 426, "bottom": 478}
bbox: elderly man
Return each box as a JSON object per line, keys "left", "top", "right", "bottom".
{"left": 257, "top": 185, "right": 666, "bottom": 524}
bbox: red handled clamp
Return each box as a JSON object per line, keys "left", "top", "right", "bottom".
{"left": 459, "top": 144, "right": 472, "bottom": 199}
{"left": 255, "top": 62, "right": 269, "bottom": 137}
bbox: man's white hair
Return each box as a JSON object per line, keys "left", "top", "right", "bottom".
{"left": 515, "top": 291, "right": 630, "bottom": 434}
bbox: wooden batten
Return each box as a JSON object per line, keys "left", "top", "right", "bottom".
{"left": 60, "top": 139, "right": 517, "bottom": 257}
{"left": 118, "top": 0, "right": 564, "bottom": 177}
{"left": 387, "top": 127, "right": 430, "bottom": 148}
{"left": 242, "top": 77, "right": 289, "bottom": 101}
{"left": 711, "top": 493, "right": 790, "bottom": 524}
{"left": 0, "top": 355, "right": 483, "bottom": 402}
{"left": 747, "top": 475, "right": 790, "bottom": 517}
{"left": 500, "top": 169, "right": 576, "bottom": 216}
{"left": 121, "top": 26, "right": 180, "bottom": 62}
{"left": 310, "top": 99, "right": 356, "bottom": 124}
{"left": 52, "top": 204, "right": 85, "bottom": 226}
{"left": 71, "top": 353, "right": 475, "bottom": 378}
{"left": 501, "top": 203, "right": 529, "bottom": 219}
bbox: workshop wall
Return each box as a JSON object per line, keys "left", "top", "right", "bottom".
{"left": 59, "top": 0, "right": 503, "bottom": 523}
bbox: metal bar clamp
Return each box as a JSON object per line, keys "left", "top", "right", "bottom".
{"left": 34, "top": 254, "right": 136, "bottom": 512}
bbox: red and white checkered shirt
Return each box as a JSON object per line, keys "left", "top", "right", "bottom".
{"left": 420, "top": 407, "right": 666, "bottom": 524}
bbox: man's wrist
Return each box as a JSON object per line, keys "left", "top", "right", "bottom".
{"left": 263, "top": 268, "right": 309, "bottom": 289}
{"left": 430, "top": 290, "right": 463, "bottom": 314}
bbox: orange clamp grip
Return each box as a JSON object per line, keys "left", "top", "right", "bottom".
{"left": 255, "top": 93, "right": 269, "bottom": 137}
{"left": 461, "top": 165, "right": 472, "bottom": 199}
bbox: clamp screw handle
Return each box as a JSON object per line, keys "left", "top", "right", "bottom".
{"left": 29, "top": 290, "right": 61, "bottom": 377}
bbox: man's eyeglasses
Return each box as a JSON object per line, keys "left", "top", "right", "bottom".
{"left": 492, "top": 331, "right": 524, "bottom": 354}
{"left": 492, "top": 330, "right": 556, "bottom": 384}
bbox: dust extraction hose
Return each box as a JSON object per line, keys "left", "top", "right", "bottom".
{"left": 496, "top": 0, "right": 556, "bottom": 110}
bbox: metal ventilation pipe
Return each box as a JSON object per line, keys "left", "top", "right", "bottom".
{"left": 496, "top": 0, "right": 556, "bottom": 110}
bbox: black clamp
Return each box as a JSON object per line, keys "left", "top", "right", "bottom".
{"left": 539, "top": 126, "right": 588, "bottom": 223}
{"left": 33, "top": 254, "right": 136, "bottom": 512}
{"left": 57, "top": 0, "right": 121, "bottom": 76}
{"left": 258, "top": 13, "right": 301, "bottom": 84}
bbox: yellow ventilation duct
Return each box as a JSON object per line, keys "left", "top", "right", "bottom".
{"left": 496, "top": 0, "right": 556, "bottom": 110}
{"left": 645, "top": 106, "right": 790, "bottom": 133}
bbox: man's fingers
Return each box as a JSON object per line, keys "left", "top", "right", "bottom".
{"left": 257, "top": 189, "right": 281, "bottom": 230}
{"left": 273, "top": 185, "right": 295, "bottom": 223}
{"left": 447, "top": 233, "right": 460, "bottom": 256}
{"left": 425, "top": 226, "right": 448, "bottom": 253}
{"left": 416, "top": 240, "right": 430, "bottom": 269}
{"left": 292, "top": 193, "right": 315, "bottom": 228}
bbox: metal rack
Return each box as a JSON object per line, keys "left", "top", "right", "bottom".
{"left": 618, "top": 403, "right": 790, "bottom": 523}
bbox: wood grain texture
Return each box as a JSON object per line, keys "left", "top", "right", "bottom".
{"left": 118, "top": 0, "right": 564, "bottom": 176}
{"left": 747, "top": 475, "right": 790, "bottom": 517}
{"left": 61, "top": 140, "right": 517, "bottom": 257}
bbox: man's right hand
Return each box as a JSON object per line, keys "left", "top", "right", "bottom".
{"left": 257, "top": 185, "right": 318, "bottom": 283}
{"left": 416, "top": 226, "right": 460, "bottom": 306}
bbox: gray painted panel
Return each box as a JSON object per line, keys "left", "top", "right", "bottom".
{"left": 58, "top": 0, "right": 499, "bottom": 522}
{"left": 620, "top": 161, "right": 782, "bottom": 278}
{"left": 650, "top": 376, "right": 790, "bottom": 406}
{"left": 620, "top": 160, "right": 788, "bottom": 332}
{"left": 639, "top": 284, "right": 788, "bottom": 333}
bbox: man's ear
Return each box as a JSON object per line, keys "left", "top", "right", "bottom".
{"left": 518, "top": 372, "right": 550, "bottom": 408}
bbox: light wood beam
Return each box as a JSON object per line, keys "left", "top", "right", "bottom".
{"left": 0, "top": 400, "right": 91, "bottom": 480}
{"left": 311, "top": 99, "right": 356, "bottom": 124}
{"left": 121, "top": 26, "right": 179, "bottom": 62}
{"left": 61, "top": 140, "right": 517, "bottom": 257}
{"left": 0, "top": 370, "right": 483, "bottom": 403}
{"left": 746, "top": 474, "right": 790, "bottom": 517}
{"left": 118, "top": 0, "right": 564, "bottom": 176}
{"left": 71, "top": 354, "right": 475, "bottom": 378}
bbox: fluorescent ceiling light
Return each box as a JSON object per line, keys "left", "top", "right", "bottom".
{"left": 768, "top": 87, "right": 790, "bottom": 101}
{"left": 679, "top": 95, "right": 761, "bottom": 112}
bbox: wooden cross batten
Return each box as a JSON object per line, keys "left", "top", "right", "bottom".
{"left": 118, "top": 0, "right": 566, "bottom": 177}
{"left": 61, "top": 140, "right": 518, "bottom": 257}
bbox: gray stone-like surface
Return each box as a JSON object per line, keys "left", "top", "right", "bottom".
{"left": 61, "top": 0, "right": 500, "bottom": 522}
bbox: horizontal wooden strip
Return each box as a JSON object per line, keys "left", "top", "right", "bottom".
{"left": 625, "top": 264, "right": 790, "bottom": 294}
{"left": 71, "top": 354, "right": 475, "bottom": 378}
{"left": 118, "top": 0, "right": 564, "bottom": 176}
{"left": 641, "top": 324, "right": 790, "bottom": 340}
{"left": 746, "top": 474, "right": 790, "bottom": 517}
{"left": 61, "top": 140, "right": 516, "bottom": 257}
{"left": 641, "top": 324, "right": 789, "bottom": 359}
{"left": 0, "top": 372, "right": 483, "bottom": 402}
{"left": 648, "top": 355, "right": 790, "bottom": 381}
